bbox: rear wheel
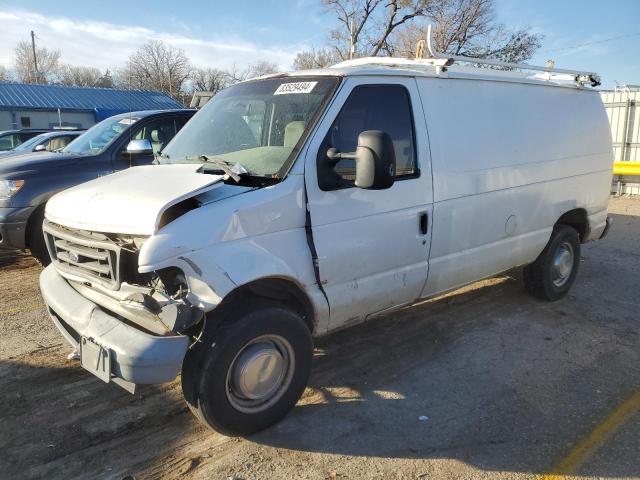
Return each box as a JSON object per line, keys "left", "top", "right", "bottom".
{"left": 523, "top": 225, "right": 580, "bottom": 301}
{"left": 27, "top": 206, "right": 50, "bottom": 266}
{"left": 181, "top": 303, "right": 313, "bottom": 436}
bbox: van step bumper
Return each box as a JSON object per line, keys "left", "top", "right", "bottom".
{"left": 39, "top": 264, "right": 189, "bottom": 389}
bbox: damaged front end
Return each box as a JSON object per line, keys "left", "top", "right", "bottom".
{"left": 43, "top": 219, "right": 204, "bottom": 336}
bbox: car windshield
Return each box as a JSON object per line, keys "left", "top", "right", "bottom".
{"left": 159, "top": 77, "right": 339, "bottom": 177}
{"left": 13, "top": 133, "right": 49, "bottom": 151}
{"left": 63, "top": 115, "right": 139, "bottom": 154}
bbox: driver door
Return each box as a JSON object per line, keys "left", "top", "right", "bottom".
{"left": 305, "top": 77, "right": 434, "bottom": 330}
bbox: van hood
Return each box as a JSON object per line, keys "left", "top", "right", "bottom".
{"left": 45, "top": 164, "right": 237, "bottom": 235}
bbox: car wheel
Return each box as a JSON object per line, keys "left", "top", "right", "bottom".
{"left": 523, "top": 224, "right": 580, "bottom": 301}
{"left": 181, "top": 302, "right": 313, "bottom": 436}
{"left": 28, "top": 206, "right": 50, "bottom": 266}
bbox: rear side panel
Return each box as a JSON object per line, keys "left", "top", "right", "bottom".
{"left": 418, "top": 77, "right": 612, "bottom": 297}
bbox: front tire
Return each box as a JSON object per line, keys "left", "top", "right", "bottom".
{"left": 27, "top": 206, "right": 50, "bottom": 266}
{"left": 181, "top": 303, "right": 313, "bottom": 436}
{"left": 523, "top": 224, "right": 580, "bottom": 301}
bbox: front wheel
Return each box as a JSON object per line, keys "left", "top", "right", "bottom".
{"left": 28, "top": 206, "right": 50, "bottom": 266}
{"left": 181, "top": 303, "right": 313, "bottom": 436}
{"left": 523, "top": 225, "right": 580, "bottom": 301}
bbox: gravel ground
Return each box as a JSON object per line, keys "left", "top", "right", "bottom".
{"left": 0, "top": 196, "right": 639, "bottom": 480}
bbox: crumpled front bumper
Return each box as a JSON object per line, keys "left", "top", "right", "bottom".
{"left": 39, "top": 264, "right": 190, "bottom": 389}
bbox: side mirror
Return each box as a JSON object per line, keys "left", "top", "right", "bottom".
{"left": 327, "top": 130, "right": 395, "bottom": 189}
{"left": 125, "top": 139, "right": 153, "bottom": 156}
{"left": 33, "top": 144, "right": 46, "bottom": 152}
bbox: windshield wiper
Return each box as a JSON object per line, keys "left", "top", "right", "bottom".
{"left": 154, "top": 150, "right": 169, "bottom": 165}
{"left": 190, "top": 155, "right": 248, "bottom": 183}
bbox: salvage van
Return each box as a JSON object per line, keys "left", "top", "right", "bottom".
{"left": 39, "top": 53, "right": 613, "bottom": 436}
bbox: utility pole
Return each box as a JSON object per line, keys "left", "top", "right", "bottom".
{"left": 349, "top": 18, "right": 355, "bottom": 60}
{"left": 30, "top": 30, "right": 39, "bottom": 83}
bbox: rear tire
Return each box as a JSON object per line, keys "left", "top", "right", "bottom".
{"left": 27, "top": 207, "right": 50, "bottom": 266}
{"left": 181, "top": 303, "right": 313, "bottom": 436}
{"left": 523, "top": 225, "right": 580, "bottom": 301}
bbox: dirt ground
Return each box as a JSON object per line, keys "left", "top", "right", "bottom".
{"left": 1, "top": 196, "right": 639, "bottom": 480}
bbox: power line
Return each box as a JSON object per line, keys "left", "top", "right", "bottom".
{"left": 540, "top": 32, "right": 640, "bottom": 54}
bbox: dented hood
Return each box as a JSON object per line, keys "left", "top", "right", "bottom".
{"left": 46, "top": 164, "right": 225, "bottom": 235}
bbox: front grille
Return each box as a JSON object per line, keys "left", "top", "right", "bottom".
{"left": 43, "top": 220, "right": 122, "bottom": 290}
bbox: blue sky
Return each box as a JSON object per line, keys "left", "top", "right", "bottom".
{"left": 0, "top": 0, "right": 638, "bottom": 89}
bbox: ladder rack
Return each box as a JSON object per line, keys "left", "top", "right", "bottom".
{"left": 331, "top": 25, "right": 601, "bottom": 87}
{"left": 425, "top": 25, "right": 600, "bottom": 87}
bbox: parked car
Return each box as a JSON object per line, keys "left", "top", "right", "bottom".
{"left": 0, "top": 129, "right": 52, "bottom": 151}
{"left": 0, "top": 109, "right": 194, "bottom": 264}
{"left": 39, "top": 58, "right": 612, "bottom": 436}
{"left": 0, "top": 130, "right": 85, "bottom": 159}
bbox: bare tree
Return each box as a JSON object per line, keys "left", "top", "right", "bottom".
{"left": 190, "top": 67, "right": 230, "bottom": 94}
{"left": 57, "top": 65, "right": 103, "bottom": 87}
{"left": 57, "top": 66, "right": 115, "bottom": 88}
{"left": 0, "top": 66, "right": 8, "bottom": 82}
{"left": 95, "top": 69, "right": 114, "bottom": 88}
{"left": 14, "top": 39, "right": 61, "bottom": 83}
{"left": 226, "top": 61, "right": 279, "bottom": 83}
{"left": 323, "top": 0, "right": 433, "bottom": 59}
{"left": 124, "top": 40, "right": 191, "bottom": 98}
{"left": 246, "top": 61, "right": 280, "bottom": 79}
{"left": 390, "top": 0, "right": 541, "bottom": 62}
{"left": 293, "top": 48, "right": 340, "bottom": 70}
{"left": 301, "top": 0, "right": 541, "bottom": 65}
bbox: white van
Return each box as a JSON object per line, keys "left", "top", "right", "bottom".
{"left": 39, "top": 55, "right": 613, "bottom": 436}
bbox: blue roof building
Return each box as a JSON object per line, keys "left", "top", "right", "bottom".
{"left": 0, "top": 82, "right": 184, "bottom": 131}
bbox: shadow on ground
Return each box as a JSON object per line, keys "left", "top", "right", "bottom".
{"left": 0, "top": 348, "right": 197, "bottom": 479}
{"left": 0, "top": 249, "right": 32, "bottom": 269}
{"left": 246, "top": 212, "right": 640, "bottom": 478}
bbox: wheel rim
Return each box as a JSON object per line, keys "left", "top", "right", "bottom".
{"left": 552, "top": 241, "right": 574, "bottom": 288}
{"left": 225, "top": 334, "right": 295, "bottom": 414}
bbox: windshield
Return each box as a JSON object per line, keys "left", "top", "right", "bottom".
{"left": 160, "top": 77, "right": 339, "bottom": 177}
{"left": 63, "top": 115, "right": 139, "bottom": 154}
{"left": 13, "top": 133, "right": 49, "bottom": 152}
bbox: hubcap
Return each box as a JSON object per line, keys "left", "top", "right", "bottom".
{"left": 226, "top": 335, "right": 294, "bottom": 414}
{"left": 552, "top": 241, "right": 574, "bottom": 287}
{"left": 232, "top": 342, "right": 285, "bottom": 400}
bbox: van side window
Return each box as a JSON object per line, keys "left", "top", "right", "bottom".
{"left": 318, "top": 85, "right": 417, "bottom": 190}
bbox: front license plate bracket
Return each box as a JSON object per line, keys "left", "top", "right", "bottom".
{"left": 80, "top": 336, "right": 111, "bottom": 383}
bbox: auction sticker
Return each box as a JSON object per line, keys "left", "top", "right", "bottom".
{"left": 274, "top": 81, "right": 317, "bottom": 95}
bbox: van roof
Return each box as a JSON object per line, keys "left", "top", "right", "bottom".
{"left": 279, "top": 56, "right": 600, "bottom": 91}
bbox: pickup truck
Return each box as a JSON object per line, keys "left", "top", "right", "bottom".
{"left": 39, "top": 58, "right": 612, "bottom": 436}
{"left": 0, "top": 109, "right": 194, "bottom": 264}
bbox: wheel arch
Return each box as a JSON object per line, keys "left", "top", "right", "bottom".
{"left": 214, "top": 276, "right": 316, "bottom": 334}
{"left": 556, "top": 208, "right": 590, "bottom": 243}
{"left": 24, "top": 202, "right": 46, "bottom": 248}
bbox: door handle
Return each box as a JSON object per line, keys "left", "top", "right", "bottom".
{"left": 419, "top": 212, "right": 429, "bottom": 235}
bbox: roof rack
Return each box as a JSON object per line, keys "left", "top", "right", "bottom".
{"left": 331, "top": 25, "right": 601, "bottom": 88}
{"left": 424, "top": 25, "right": 600, "bottom": 87}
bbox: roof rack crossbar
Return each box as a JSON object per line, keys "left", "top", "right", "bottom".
{"left": 424, "top": 25, "right": 600, "bottom": 87}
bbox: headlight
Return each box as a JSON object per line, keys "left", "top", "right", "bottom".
{"left": 0, "top": 180, "right": 25, "bottom": 199}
